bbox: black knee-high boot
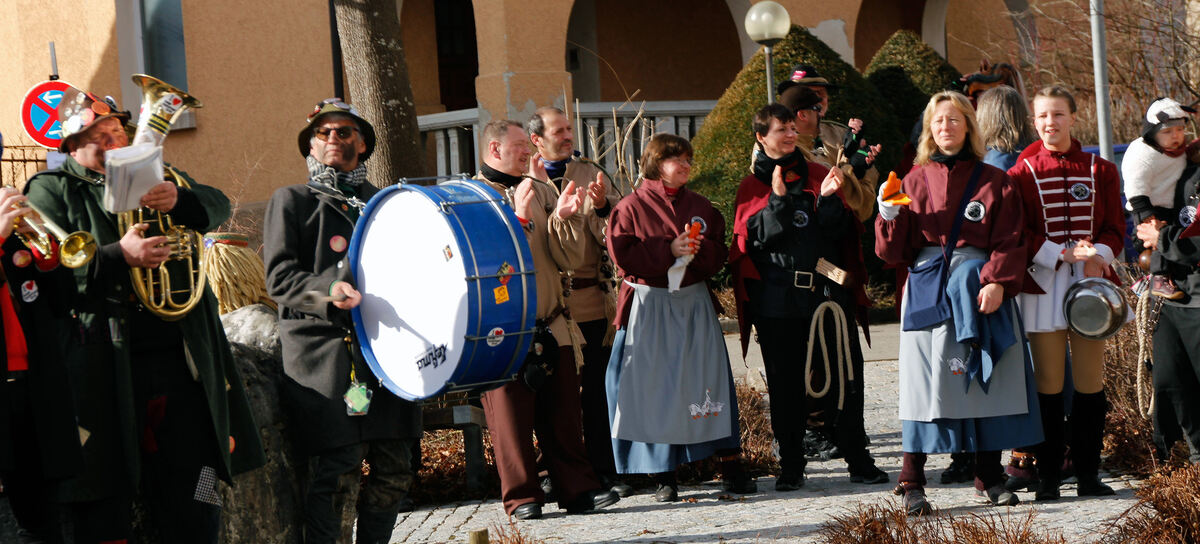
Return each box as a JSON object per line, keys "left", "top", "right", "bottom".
{"left": 1071, "top": 390, "right": 1115, "bottom": 496}
{"left": 1034, "top": 392, "right": 1064, "bottom": 501}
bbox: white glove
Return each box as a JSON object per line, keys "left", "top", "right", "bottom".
{"left": 877, "top": 182, "right": 900, "bottom": 221}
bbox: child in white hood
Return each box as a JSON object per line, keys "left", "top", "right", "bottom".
{"left": 1122, "top": 97, "right": 1194, "bottom": 299}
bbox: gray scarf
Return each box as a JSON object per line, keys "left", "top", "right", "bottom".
{"left": 306, "top": 154, "right": 367, "bottom": 195}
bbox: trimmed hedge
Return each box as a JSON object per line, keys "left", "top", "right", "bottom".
{"left": 690, "top": 25, "right": 904, "bottom": 238}
{"left": 864, "top": 29, "right": 962, "bottom": 144}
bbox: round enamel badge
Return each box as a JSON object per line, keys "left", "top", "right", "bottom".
{"left": 1070, "top": 182, "right": 1092, "bottom": 201}
{"left": 689, "top": 216, "right": 708, "bottom": 233}
{"left": 792, "top": 210, "right": 810, "bottom": 228}
{"left": 20, "top": 280, "right": 38, "bottom": 303}
{"left": 11, "top": 250, "right": 32, "bottom": 268}
{"left": 1180, "top": 205, "right": 1196, "bottom": 227}
{"left": 964, "top": 201, "right": 986, "bottom": 222}
{"left": 329, "top": 235, "right": 348, "bottom": 253}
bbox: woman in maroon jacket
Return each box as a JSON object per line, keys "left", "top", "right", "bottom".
{"left": 876, "top": 91, "right": 1040, "bottom": 515}
{"left": 605, "top": 134, "right": 754, "bottom": 502}
{"left": 1006, "top": 85, "right": 1124, "bottom": 500}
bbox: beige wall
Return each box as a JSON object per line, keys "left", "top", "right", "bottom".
{"left": 946, "top": 0, "right": 1019, "bottom": 76}
{"left": 0, "top": 0, "right": 1025, "bottom": 207}
{"left": 1, "top": 0, "right": 124, "bottom": 150}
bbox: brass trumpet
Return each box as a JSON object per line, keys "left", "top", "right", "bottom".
{"left": 117, "top": 74, "right": 207, "bottom": 321}
{"left": 10, "top": 200, "right": 97, "bottom": 269}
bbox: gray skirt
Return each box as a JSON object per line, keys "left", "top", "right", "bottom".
{"left": 898, "top": 246, "right": 1029, "bottom": 422}
{"left": 609, "top": 281, "right": 734, "bottom": 445}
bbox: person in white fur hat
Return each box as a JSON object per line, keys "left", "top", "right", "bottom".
{"left": 1122, "top": 97, "right": 1196, "bottom": 299}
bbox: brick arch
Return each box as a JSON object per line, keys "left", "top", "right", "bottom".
{"left": 566, "top": 0, "right": 744, "bottom": 102}
{"left": 852, "top": 0, "right": 927, "bottom": 69}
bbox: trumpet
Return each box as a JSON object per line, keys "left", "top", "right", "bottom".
{"left": 10, "top": 200, "right": 97, "bottom": 269}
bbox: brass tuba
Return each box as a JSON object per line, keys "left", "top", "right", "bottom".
{"left": 115, "top": 74, "right": 206, "bottom": 321}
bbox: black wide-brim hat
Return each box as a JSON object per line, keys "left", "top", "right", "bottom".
{"left": 776, "top": 64, "right": 839, "bottom": 96}
{"left": 297, "top": 99, "right": 376, "bottom": 163}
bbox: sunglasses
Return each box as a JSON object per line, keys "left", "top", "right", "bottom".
{"left": 314, "top": 126, "right": 359, "bottom": 141}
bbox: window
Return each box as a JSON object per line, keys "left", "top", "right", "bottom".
{"left": 116, "top": 0, "right": 195, "bottom": 129}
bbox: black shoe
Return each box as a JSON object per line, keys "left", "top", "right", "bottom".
{"left": 601, "top": 474, "right": 634, "bottom": 497}
{"left": 849, "top": 465, "right": 889, "bottom": 484}
{"left": 904, "top": 488, "right": 932, "bottom": 516}
{"left": 1076, "top": 474, "right": 1115, "bottom": 496}
{"left": 775, "top": 470, "right": 804, "bottom": 491}
{"left": 939, "top": 456, "right": 975, "bottom": 484}
{"left": 980, "top": 484, "right": 1020, "bottom": 506}
{"left": 804, "top": 430, "right": 841, "bottom": 461}
{"left": 565, "top": 489, "right": 620, "bottom": 514}
{"left": 654, "top": 484, "right": 679, "bottom": 502}
{"left": 1034, "top": 478, "right": 1061, "bottom": 501}
{"left": 540, "top": 476, "right": 556, "bottom": 503}
{"left": 1004, "top": 473, "right": 1039, "bottom": 493}
{"left": 722, "top": 469, "right": 758, "bottom": 494}
{"left": 512, "top": 503, "right": 542, "bottom": 520}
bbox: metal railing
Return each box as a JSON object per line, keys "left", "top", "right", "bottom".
{"left": 1, "top": 146, "right": 49, "bottom": 189}
{"left": 417, "top": 100, "right": 717, "bottom": 186}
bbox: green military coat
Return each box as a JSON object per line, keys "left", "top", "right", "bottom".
{"left": 24, "top": 157, "right": 265, "bottom": 501}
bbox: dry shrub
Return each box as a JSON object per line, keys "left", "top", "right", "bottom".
{"left": 816, "top": 501, "right": 1066, "bottom": 544}
{"left": 1102, "top": 313, "right": 1160, "bottom": 477}
{"left": 411, "top": 428, "right": 500, "bottom": 504}
{"left": 491, "top": 519, "right": 546, "bottom": 544}
{"left": 1102, "top": 463, "right": 1200, "bottom": 544}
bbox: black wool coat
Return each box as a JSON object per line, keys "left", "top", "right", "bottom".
{"left": 0, "top": 237, "right": 84, "bottom": 479}
{"left": 263, "top": 180, "right": 421, "bottom": 454}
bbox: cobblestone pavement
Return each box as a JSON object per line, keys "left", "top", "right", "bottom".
{"left": 390, "top": 323, "right": 1140, "bottom": 543}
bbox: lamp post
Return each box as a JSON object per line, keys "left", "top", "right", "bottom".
{"left": 744, "top": 1, "right": 791, "bottom": 104}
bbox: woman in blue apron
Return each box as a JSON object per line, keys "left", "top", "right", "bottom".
{"left": 605, "top": 134, "right": 754, "bottom": 502}
{"left": 875, "top": 91, "right": 1042, "bottom": 516}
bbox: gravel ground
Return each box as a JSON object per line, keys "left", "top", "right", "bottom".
{"left": 0, "top": 323, "right": 1140, "bottom": 543}
{"left": 386, "top": 323, "right": 1140, "bottom": 543}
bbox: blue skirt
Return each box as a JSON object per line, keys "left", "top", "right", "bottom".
{"left": 606, "top": 328, "right": 742, "bottom": 474}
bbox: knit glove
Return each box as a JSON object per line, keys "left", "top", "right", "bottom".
{"left": 877, "top": 181, "right": 900, "bottom": 221}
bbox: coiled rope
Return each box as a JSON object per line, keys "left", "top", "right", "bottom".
{"left": 804, "top": 300, "right": 854, "bottom": 410}
{"left": 1134, "top": 288, "right": 1160, "bottom": 419}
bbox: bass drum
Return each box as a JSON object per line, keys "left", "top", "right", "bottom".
{"left": 349, "top": 179, "right": 537, "bottom": 400}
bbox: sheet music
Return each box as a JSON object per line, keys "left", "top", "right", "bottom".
{"left": 103, "top": 144, "right": 163, "bottom": 213}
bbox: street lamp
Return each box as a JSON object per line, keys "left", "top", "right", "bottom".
{"left": 744, "top": 1, "right": 791, "bottom": 104}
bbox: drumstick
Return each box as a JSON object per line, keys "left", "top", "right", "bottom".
{"left": 298, "top": 290, "right": 348, "bottom": 311}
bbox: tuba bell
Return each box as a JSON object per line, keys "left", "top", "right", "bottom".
{"left": 116, "top": 74, "right": 207, "bottom": 321}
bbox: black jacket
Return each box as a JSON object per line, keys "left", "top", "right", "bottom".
{"left": 745, "top": 156, "right": 856, "bottom": 319}
{"left": 0, "top": 236, "right": 85, "bottom": 479}
{"left": 263, "top": 181, "right": 421, "bottom": 454}
{"left": 1156, "top": 162, "right": 1200, "bottom": 306}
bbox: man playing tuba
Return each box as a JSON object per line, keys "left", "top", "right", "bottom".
{"left": 24, "top": 85, "right": 264, "bottom": 543}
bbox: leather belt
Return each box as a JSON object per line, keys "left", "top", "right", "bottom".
{"left": 571, "top": 277, "right": 601, "bottom": 290}
{"left": 793, "top": 271, "right": 815, "bottom": 290}
{"left": 6, "top": 370, "right": 28, "bottom": 383}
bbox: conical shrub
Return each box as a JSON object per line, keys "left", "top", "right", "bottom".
{"left": 690, "top": 25, "right": 903, "bottom": 236}
{"left": 864, "top": 29, "right": 962, "bottom": 144}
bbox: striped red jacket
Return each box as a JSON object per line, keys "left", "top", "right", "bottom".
{"left": 1007, "top": 139, "right": 1126, "bottom": 294}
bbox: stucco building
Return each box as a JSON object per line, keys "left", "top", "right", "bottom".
{"left": 1, "top": 0, "right": 1032, "bottom": 207}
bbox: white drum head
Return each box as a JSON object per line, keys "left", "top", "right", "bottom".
{"left": 354, "top": 189, "right": 468, "bottom": 398}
